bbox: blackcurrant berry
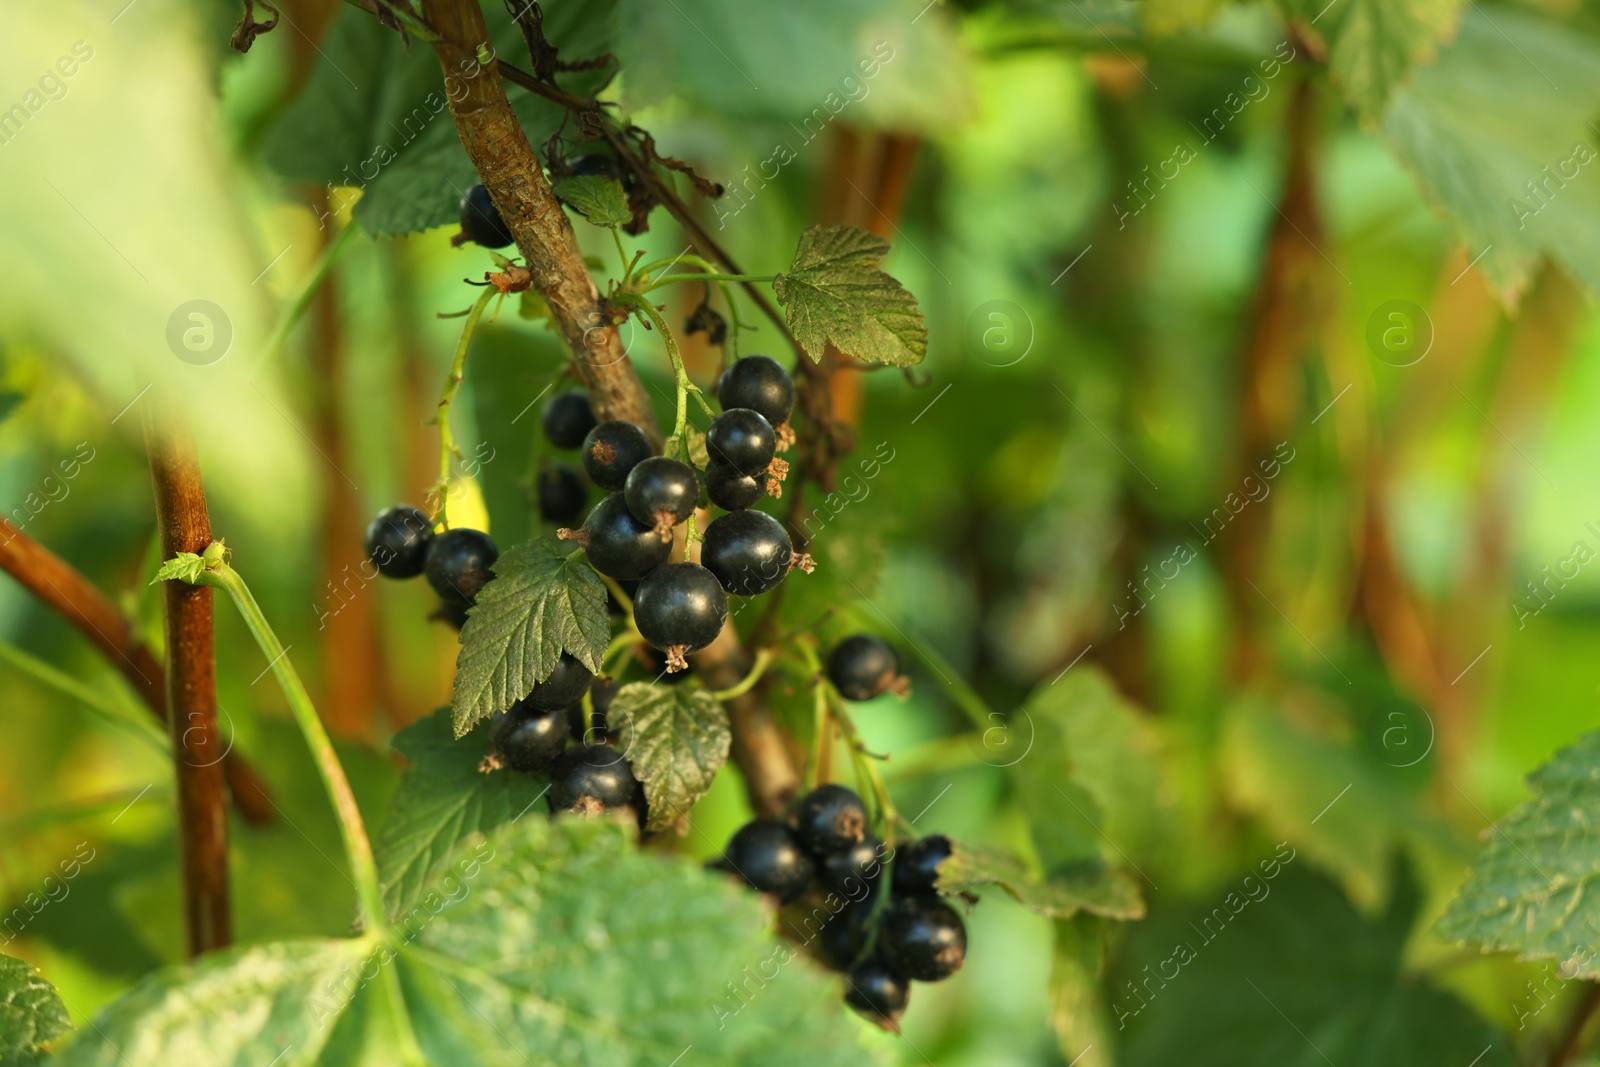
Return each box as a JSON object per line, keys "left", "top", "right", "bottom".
{"left": 881, "top": 896, "right": 967, "bottom": 982}
{"left": 820, "top": 834, "right": 885, "bottom": 899}
{"left": 705, "top": 460, "right": 765, "bottom": 511}
{"left": 623, "top": 457, "right": 699, "bottom": 539}
{"left": 570, "top": 153, "right": 622, "bottom": 180}
{"left": 717, "top": 355, "right": 794, "bottom": 430}
{"left": 843, "top": 956, "right": 910, "bottom": 1027}
{"left": 701, "top": 509, "right": 793, "bottom": 596}
{"left": 560, "top": 495, "right": 670, "bottom": 580}
{"left": 424, "top": 528, "right": 498, "bottom": 605}
{"left": 526, "top": 652, "right": 593, "bottom": 712}
{"left": 492, "top": 702, "right": 570, "bottom": 774}
{"left": 813, "top": 901, "right": 871, "bottom": 971}
{"left": 459, "top": 182, "right": 513, "bottom": 248}
{"left": 794, "top": 784, "right": 868, "bottom": 855}
{"left": 364, "top": 504, "right": 432, "bottom": 579}
{"left": 828, "top": 634, "right": 904, "bottom": 701}
{"left": 706, "top": 408, "right": 776, "bottom": 477}
{"left": 633, "top": 562, "right": 728, "bottom": 671}
{"left": 536, "top": 463, "right": 588, "bottom": 526}
{"left": 722, "top": 818, "right": 814, "bottom": 903}
{"left": 581, "top": 420, "right": 654, "bottom": 491}
{"left": 542, "top": 391, "right": 596, "bottom": 450}
{"left": 892, "top": 834, "right": 952, "bottom": 898}
{"left": 548, "top": 743, "right": 638, "bottom": 815}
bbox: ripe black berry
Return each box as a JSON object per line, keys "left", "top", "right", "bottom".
{"left": 717, "top": 355, "right": 794, "bottom": 430}
{"left": 549, "top": 743, "right": 638, "bottom": 815}
{"left": 424, "top": 528, "right": 498, "bottom": 605}
{"left": 561, "top": 495, "right": 670, "bottom": 580}
{"left": 542, "top": 391, "right": 597, "bottom": 450}
{"left": 706, "top": 408, "right": 776, "bottom": 477}
{"left": 581, "top": 421, "right": 654, "bottom": 491}
{"left": 828, "top": 634, "right": 904, "bottom": 701}
{"left": 623, "top": 457, "right": 699, "bottom": 539}
{"left": 820, "top": 834, "right": 885, "bottom": 899}
{"left": 722, "top": 818, "right": 814, "bottom": 903}
{"left": 570, "top": 153, "right": 622, "bottom": 180}
{"left": 459, "top": 182, "right": 513, "bottom": 248}
{"left": 364, "top": 504, "right": 432, "bottom": 579}
{"left": 526, "top": 652, "right": 593, "bottom": 712}
{"left": 794, "top": 784, "right": 868, "bottom": 855}
{"left": 492, "top": 702, "right": 570, "bottom": 774}
{"left": 843, "top": 956, "right": 910, "bottom": 1027}
{"left": 701, "top": 510, "right": 793, "bottom": 596}
{"left": 892, "top": 834, "right": 952, "bottom": 897}
{"left": 814, "top": 901, "right": 870, "bottom": 971}
{"left": 705, "top": 460, "right": 764, "bottom": 511}
{"left": 536, "top": 463, "right": 587, "bottom": 526}
{"left": 633, "top": 562, "right": 728, "bottom": 671}
{"left": 881, "top": 897, "right": 967, "bottom": 982}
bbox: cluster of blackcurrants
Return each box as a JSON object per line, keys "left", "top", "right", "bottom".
{"left": 363, "top": 504, "right": 497, "bottom": 630}
{"left": 716, "top": 784, "right": 963, "bottom": 1030}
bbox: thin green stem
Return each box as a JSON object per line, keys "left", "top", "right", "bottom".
{"left": 711, "top": 648, "right": 775, "bottom": 701}
{"left": 900, "top": 637, "right": 994, "bottom": 733}
{"left": 0, "top": 641, "right": 167, "bottom": 751}
{"left": 432, "top": 286, "right": 498, "bottom": 526}
{"left": 640, "top": 272, "right": 774, "bottom": 292}
{"left": 802, "top": 681, "right": 830, "bottom": 792}
{"left": 252, "top": 222, "right": 358, "bottom": 378}
{"left": 614, "top": 293, "right": 698, "bottom": 456}
{"left": 830, "top": 689, "right": 899, "bottom": 832}
{"left": 194, "top": 559, "right": 387, "bottom": 935}
{"left": 610, "top": 228, "right": 630, "bottom": 279}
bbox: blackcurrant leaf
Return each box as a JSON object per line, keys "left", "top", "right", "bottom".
{"left": 935, "top": 841, "right": 1142, "bottom": 920}
{"left": 1435, "top": 728, "right": 1600, "bottom": 974}
{"left": 373, "top": 709, "right": 548, "bottom": 920}
{"left": 150, "top": 552, "right": 205, "bottom": 584}
{"left": 554, "top": 175, "right": 631, "bottom": 229}
{"left": 605, "top": 682, "right": 731, "bottom": 831}
{"left": 451, "top": 540, "right": 609, "bottom": 737}
{"left": 0, "top": 951, "right": 70, "bottom": 1064}
{"left": 1278, "top": 0, "right": 1464, "bottom": 125}
{"left": 773, "top": 224, "right": 928, "bottom": 367}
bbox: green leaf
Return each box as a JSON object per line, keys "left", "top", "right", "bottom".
{"left": 1049, "top": 917, "right": 1114, "bottom": 1067}
{"left": 554, "top": 175, "right": 631, "bottom": 228}
{"left": 451, "top": 539, "right": 610, "bottom": 737}
{"left": 55, "top": 819, "right": 889, "bottom": 1066}
{"left": 772, "top": 224, "right": 927, "bottom": 367}
{"left": 1382, "top": 6, "right": 1600, "bottom": 303}
{"left": 1436, "top": 729, "right": 1600, "bottom": 975}
{"left": 1140, "top": 0, "right": 1230, "bottom": 36}
{"left": 0, "top": 951, "right": 70, "bottom": 1066}
{"left": 151, "top": 552, "right": 204, "bottom": 585}
{"left": 1283, "top": 0, "right": 1465, "bottom": 123}
{"left": 0, "top": 391, "right": 25, "bottom": 425}
{"left": 937, "top": 841, "right": 1142, "bottom": 920}
{"left": 374, "top": 708, "right": 550, "bottom": 921}
{"left": 605, "top": 683, "right": 730, "bottom": 831}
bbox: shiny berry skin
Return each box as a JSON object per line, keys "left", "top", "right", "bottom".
{"left": 814, "top": 901, "right": 871, "bottom": 971}
{"left": 365, "top": 504, "right": 432, "bottom": 579}
{"left": 634, "top": 562, "right": 728, "bottom": 660}
{"left": 821, "top": 834, "right": 885, "bottom": 898}
{"left": 844, "top": 956, "right": 910, "bottom": 1024}
{"left": 706, "top": 408, "right": 776, "bottom": 477}
{"left": 828, "top": 634, "right": 901, "bottom": 701}
{"left": 623, "top": 457, "right": 699, "bottom": 537}
{"left": 582, "top": 421, "right": 654, "bottom": 491}
{"left": 542, "top": 391, "right": 597, "bottom": 450}
{"left": 570, "top": 153, "right": 622, "bottom": 180}
{"left": 881, "top": 896, "right": 967, "bottom": 982}
{"left": 574, "top": 495, "right": 671, "bottom": 580}
{"left": 537, "top": 463, "right": 587, "bottom": 526}
{"left": 723, "top": 818, "right": 814, "bottom": 903}
{"left": 701, "top": 510, "right": 793, "bottom": 596}
{"left": 459, "top": 183, "right": 513, "bottom": 248}
{"left": 526, "top": 652, "right": 593, "bottom": 712}
{"left": 705, "top": 460, "right": 764, "bottom": 511}
{"left": 548, "top": 743, "right": 638, "bottom": 815}
{"left": 492, "top": 702, "right": 570, "bottom": 774}
{"left": 794, "top": 784, "right": 868, "bottom": 855}
{"left": 717, "top": 355, "right": 794, "bottom": 430}
{"left": 892, "top": 834, "right": 952, "bottom": 897}
{"left": 424, "top": 528, "right": 498, "bottom": 605}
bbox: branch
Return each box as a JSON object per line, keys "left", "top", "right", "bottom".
{"left": 142, "top": 394, "right": 231, "bottom": 956}
{"left": 0, "top": 522, "right": 273, "bottom": 826}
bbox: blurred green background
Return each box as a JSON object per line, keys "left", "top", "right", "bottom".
{"left": 4, "top": 0, "right": 1600, "bottom": 1062}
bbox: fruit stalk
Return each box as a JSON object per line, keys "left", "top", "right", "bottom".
{"left": 432, "top": 284, "right": 498, "bottom": 524}
{"left": 142, "top": 398, "right": 232, "bottom": 956}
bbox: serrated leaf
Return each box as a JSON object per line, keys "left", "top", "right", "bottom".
{"left": 772, "top": 224, "right": 927, "bottom": 367}
{"left": 0, "top": 951, "right": 70, "bottom": 1065}
{"left": 606, "top": 683, "right": 730, "bottom": 831}
{"left": 554, "top": 175, "right": 631, "bottom": 228}
{"left": 151, "top": 553, "right": 204, "bottom": 585}
{"left": 937, "top": 841, "right": 1142, "bottom": 920}
{"left": 374, "top": 709, "right": 550, "bottom": 921}
{"left": 1436, "top": 729, "right": 1600, "bottom": 975}
{"left": 451, "top": 540, "right": 610, "bottom": 736}
{"left": 1282, "top": 0, "right": 1464, "bottom": 123}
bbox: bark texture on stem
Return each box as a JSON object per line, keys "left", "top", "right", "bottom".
{"left": 143, "top": 396, "right": 231, "bottom": 956}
